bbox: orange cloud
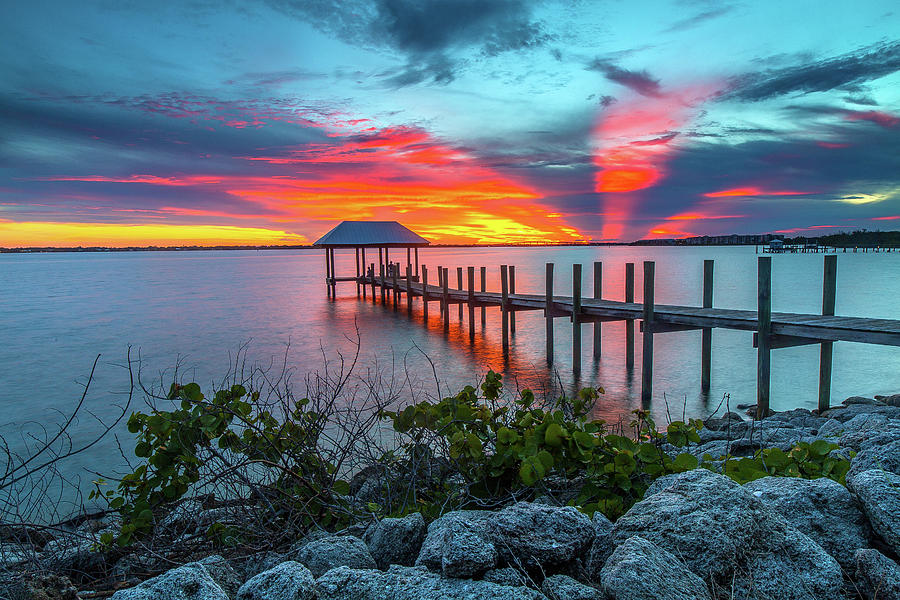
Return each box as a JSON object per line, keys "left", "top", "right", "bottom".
{"left": 703, "top": 187, "right": 811, "bottom": 198}
{"left": 592, "top": 82, "right": 720, "bottom": 241}
{"left": 35, "top": 124, "right": 585, "bottom": 245}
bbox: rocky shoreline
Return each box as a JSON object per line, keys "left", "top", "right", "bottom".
{"left": 3, "top": 393, "right": 900, "bottom": 600}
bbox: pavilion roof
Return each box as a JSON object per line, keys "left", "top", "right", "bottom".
{"left": 313, "top": 221, "right": 430, "bottom": 247}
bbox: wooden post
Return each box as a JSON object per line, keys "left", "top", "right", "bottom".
{"left": 641, "top": 261, "right": 655, "bottom": 405}
{"left": 442, "top": 267, "right": 450, "bottom": 330}
{"left": 437, "top": 266, "right": 443, "bottom": 317}
{"left": 509, "top": 265, "right": 516, "bottom": 335}
{"left": 370, "top": 263, "right": 376, "bottom": 301}
{"left": 324, "top": 248, "right": 331, "bottom": 297}
{"left": 625, "top": 263, "right": 635, "bottom": 370}
{"left": 355, "top": 247, "right": 360, "bottom": 296}
{"left": 392, "top": 264, "right": 399, "bottom": 310}
{"left": 406, "top": 264, "right": 413, "bottom": 316}
{"left": 379, "top": 248, "right": 385, "bottom": 304}
{"left": 593, "top": 262, "right": 602, "bottom": 359}
{"left": 457, "top": 267, "right": 464, "bottom": 321}
{"left": 422, "top": 265, "right": 429, "bottom": 321}
{"left": 819, "top": 255, "right": 837, "bottom": 412}
{"left": 501, "top": 265, "right": 509, "bottom": 352}
{"left": 361, "top": 247, "right": 366, "bottom": 299}
{"left": 331, "top": 248, "right": 337, "bottom": 298}
{"left": 757, "top": 257, "right": 772, "bottom": 420}
{"left": 573, "top": 263, "right": 582, "bottom": 374}
{"left": 701, "top": 259, "right": 714, "bottom": 392}
{"left": 545, "top": 263, "right": 554, "bottom": 364}
{"left": 480, "top": 266, "right": 487, "bottom": 327}
{"left": 467, "top": 266, "right": 476, "bottom": 342}
{"left": 407, "top": 247, "right": 411, "bottom": 280}
{"left": 415, "top": 247, "right": 419, "bottom": 278}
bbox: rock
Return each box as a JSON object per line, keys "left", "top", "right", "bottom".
{"left": 110, "top": 562, "right": 229, "bottom": 600}
{"left": 415, "top": 510, "right": 495, "bottom": 574}
{"left": 743, "top": 476, "right": 871, "bottom": 568}
{"left": 197, "top": 555, "right": 242, "bottom": 600}
{"left": 820, "top": 404, "right": 900, "bottom": 423}
{"left": 0, "top": 573, "right": 79, "bottom": 600}
{"left": 701, "top": 412, "right": 745, "bottom": 431}
{"left": 228, "top": 551, "right": 285, "bottom": 583}
{"left": 584, "top": 512, "right": 614, "bottom": 583}
{"left": 112, "top": 551, "right": 170, "bottom": 584}
{"left": 854, "top": 548, "right": 900, "bottom": 600}
{"left": 847, "top": 470, "right": 900, "bottom": 554}
{"left": 41, "top": 533, "right": 108, "bottom": 580}
{"left": 483, "top": 567, "right": 529, "bottom": 587}
{"left": 315, "top": 565, "right": 548, "bottom": 600}
{"left": 843, "top": 396, "right": 884, "bottom": 406}
{"left": 839, "top": 427, "right": 900, "bottom": 452}
{"left": 0, "top": 542, "right": 33, "bottom": 570}
{"left": 294, "top": 535, "right": 376, "bottom": 578}
{"left": 849, "top": 439, "right": 900, "bottom": 478}
{"left": 883, "top": 394, "right": 900, "bottom": 408}
{"left": 441, "top": 528, "right": 497, "bottom": 578}
{"left": 600, "top": 536, "right": 711, "bottom": 600}
{"left": 490, "top": 502, "right": 594, "bottom": 569}
{"left": 236, "top": 561, "right": 315, "bottom": 600}
{"left": 611, "top": 469, "right": 844, "bottom": 599}
{"left": 364, "top": 513, "right": 426, "bottom": 569}
{"left": 541, "top": 574, "right": 601, "bottom": 600}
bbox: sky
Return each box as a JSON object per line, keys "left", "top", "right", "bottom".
{"left": 1, "top": 0, "right": 899, "bottom": 246}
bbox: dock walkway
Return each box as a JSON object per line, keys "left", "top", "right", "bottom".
{"left": 344, "top": 256, "right": 899, "bottom": 418}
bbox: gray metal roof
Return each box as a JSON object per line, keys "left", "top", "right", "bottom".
{"left": 313, "top": 221, "right": 430, "bottom": 247}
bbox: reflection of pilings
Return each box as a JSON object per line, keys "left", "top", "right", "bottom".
{"left": 480, "top": 267, "right": 486, "bottom": 327}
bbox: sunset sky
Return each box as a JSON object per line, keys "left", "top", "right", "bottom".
{"left": 2, "top": 0, "right": 899, "bottom": 246}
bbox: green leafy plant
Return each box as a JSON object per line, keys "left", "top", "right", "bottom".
{"left": 706, "top": 440, "right": 853, "bottom": 485}
{"left": 93, "top": 381, "right": 353, "bottom": 546}
{"left": 383, "top": 371, "right": 703, "bottom": 519}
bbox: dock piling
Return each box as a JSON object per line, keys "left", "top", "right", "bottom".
{"left": 573, "top": 263, "right": 582, "bottom": 374}
{"left": 422, "top": 265, "right": 429, "bottom": 321}
{"left": 545, "top": 263, "right": 554, "bottom": 364}
{"left": 593, "top": 262, "right": 602, "bottom": 359}
{"left": 501, "top": 265, "right": 509, "bottom": 353}
{"left": 480, "top": 267, "right": 487, "bottom": 327}
{"left": 701, "top": 259, "right": 714, "bottom": 391}
{"left": 757, "top": 257, "right": 772, "bottom": 419}
{"left": 406, "top": 264, "right": 413, "bottom": 316}
{"left": 442, "top": 267, "right": 450, "bottom": 331}
{"left": 467, "top": 266, "right": 476, "bottom": 342}
{"left": 457, "top": 267, "right": 464, "bottom": 321}
{"left": 641, "top": 261, "right": 655, "bottom": 406}
{"left": 625, "top": 263, "right": 635, "bottom": 370}
{"left": 818, "top": 255, "right": 837, "bottom": 412}
{"left": 510, "top": 266, "right": 516, "bottom": 335}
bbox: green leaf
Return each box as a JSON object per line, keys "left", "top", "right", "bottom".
{"left": 545, "top": 423, "right": 566, "bottom": 447}
{"left": 333, "top": 480, "right": 351, "bottom": 495}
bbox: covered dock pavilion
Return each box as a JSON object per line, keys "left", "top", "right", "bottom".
{"left": 313, "top": 221, "right": 430, "bottom": 297}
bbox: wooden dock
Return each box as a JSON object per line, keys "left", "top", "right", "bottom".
{"left": 340, "top": 256, "right": 900, "bottom": 419}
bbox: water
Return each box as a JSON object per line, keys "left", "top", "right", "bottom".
{"left": 2, "top": 246, "right": 899, "bottom": 510}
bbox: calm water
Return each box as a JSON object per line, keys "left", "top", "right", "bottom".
{"left": 2, "top": 246, "right": 900, "bottom": 507}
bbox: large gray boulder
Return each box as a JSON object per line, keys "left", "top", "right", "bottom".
{"left": 111, "top": 562, "right": 229, "bottom": 600}
{"left": 584, "top": 512, "right": 614, "bottom": 583}
{"left": 294, "top": 535, "right": 376, "bottom": 578}
{"left": 847, "top": 469, "right": 900, "bottom": 554}
{"left": 415, "top": 510, "right": 497, "bottom": 577}
{"left": 743, "top": 476, "right": 871, "bottom": 567}
{"left": 316, "top": 565, "right": 548, "bottom": 600}
{"left": 236, "top": 561, "right": 315, "bottom": 600}
{"left": 541, "top": 574, "right": 601, "bottom": 600}
{"left": 541, "top": 575, "right": 604, "bottom": 600}
{"left": 848, "top": 438, "right": 900, "bottom": 478}
{"left": 854, "top": 548, "right": 900, "bottom": 600}
{"left": 611, "top": 469, "right": 844, "bottom": 600}
{"left": 600, "top": 536, "right": 711, "bottom": 600}
{"left": 197, "top": 555, "right": 242, "bottom": 600}
{"left": 364, "top": 512, "right": 426, "bottom": 570}
{"left": 489, "top": 502, "right": 594, "bottom": 569}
